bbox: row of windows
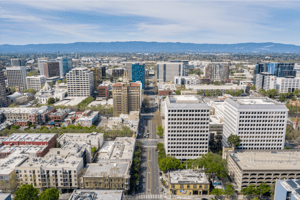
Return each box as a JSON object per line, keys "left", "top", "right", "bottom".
{"left": 239, "top": 112, "right": 285, "bottom": 115}
{"left": 169, "top": 109, "right": 209, "bottom": 113}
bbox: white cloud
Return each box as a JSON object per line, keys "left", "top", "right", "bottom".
{"left": 1, "top": 1, "right": 300, "bottom": 44}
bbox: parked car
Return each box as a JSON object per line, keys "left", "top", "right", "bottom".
{"left": 155, "top": 148, "right": 157, "bottom": 151}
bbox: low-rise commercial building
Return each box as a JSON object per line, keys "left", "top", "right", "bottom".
{"left": 169, "top": 169, "right": 210, "bottom": 196}
{"left": 0, "top": 106, "right": 55, "bottom": 125}
{"left": 181, "top": 90, "right": 198, "bottom": 96}
{"left": 174, "top": 75, "right": 199, "bottom": 85}
{"left": 74, "top": 111, "right": 99, "bottom": 127}
{"left": 3, "top": 133, "right": 56, "bottom": 147}
{"left": 227, "top": 150, "right": 300, "bottom": 191}
{"left": 69, "top": 189, "right": 123, "bottom": 200}
{"left": 47, "top": 108, "right": 71, "bottom": 126}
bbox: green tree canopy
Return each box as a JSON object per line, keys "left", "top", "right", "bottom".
{"left": 227, "top": 134, "right": 241, "bottom": 147}
{"left": 251, "top": 85, "right": 256, "bottom": 90}
{"left": 39, "top": 188, "right": 59, "bottom": 200}
{"left": 210, "top": 188, "right": 224, "bottom": 196}
{"left": 47, "top": 97, "right": 55, "bottom": 105}
{"left": 15, "top": 184, "right": 39, "bottom": 200}
{"left": 224, "top": 184, "right": 235, "bottom": 197}
{"left": 157, "top": 125, "right": 164, "bottom": 137}
{"left": 257, "top": 182, "right": 270, "bottom": 198}
{"left": 91, "top": 147, "right": 97, "bottom": 153}
{"left": 158, "top": 155, "right": 182, "bottom": 171}
{"left": 241, "top": 184, "right": 258, "bottom": 196}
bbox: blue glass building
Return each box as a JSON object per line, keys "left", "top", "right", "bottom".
{"left": 254, "top": 63, "right": 296, "bottom": 84}
{"left": 132, "top": 63, "right": 145, "bottom": 89}
{"left": 275, "top": 179, "right": 300, "bottom": 200}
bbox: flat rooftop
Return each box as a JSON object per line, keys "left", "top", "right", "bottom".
{"left": 4, "top": 133, "right": 56, "bottom": 142}
{"left": 0, "top": 152, "right": 28, "bottom": 175}
{"left": 231, "top": 151, "right": 300, "bottom": 171}
{"left": 0, "top": 106, "right": 54, "bottom": 115}
{"left": 69, "top": 189, "right": 123, "bottom": 200}
{"left": 186, "top": 84, "right": 241, "bottom": 90}
{"left": 97, "top": 137, "right": 135, "bottom": 161}
{"left": 54, "top": 97, "right": 86, "bottom": 106}
{"left": 279, "top": 180, "right": 300, "bottom": 200}
{"left": 226, "top": 97, "right": 288, "bottom": 110}
{"left": 17, "top": 149, "right": 83, "bottom": 169}
{"left": 166, "top": 96, "right": 209, "bottom": 109}
{"left": 59, "top": 132, "right": 103, "bottom": 142}
{"left": 0, "top": 145, "right": 47, "bottom": 155}
{"left": 84, "top": 161, "right": 130, "bottom": 178}
{"left": 169, "top": 170, "right": 209, "bottom": 184}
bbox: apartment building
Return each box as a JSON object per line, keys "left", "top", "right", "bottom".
{"left": 97, "top": 85, "right": 109, "bottom": 99}
{"left": 43, "top": 62, "right": 60, "bottom": 78}
{"left": 15, "top": 148, "right": 84, "bottom": 193}
{"left": 204, "top": 62, "right": 230, "bottom": 83}
{"left": 0, "top": 145, "right": 49, "bottom": 158}
{"left": 163, "top": 96, "right": 210, "bottom": 160}
{"left": 255, "top": 73, "right": 276, "bottom": 91}
{"left": 58, "top": 132, "right": 104, "bottom": 149}
{"left": 112, "top": 79, "right": 142, "bottom": 117}
{"left": 0, "top": 153, "right": 28, "bottom": 191}
{"left": 0, "top": 106, "right": 55, "bottom": 125}
{"left": 156, "top": 62, "right": 189, "bottom": 83}
{"left": 169, "top": 170, "right": 210, "bottom": 196}
{"left": 223, "top": 97, "right": 288, "bottom": 150}
{"left": 227, "top": 150, "right": 300, "bottom": 191}
{"left": 0, "top": 70, "right": 7, "bottom": 107}
{"left": 6, "top": 66, "right": 27, "bottom": 91}
{"left": 26, "top": 75, "right": 46, "bottom": 91}
{"left": 3, "top": 133, "right": 56, "bottom": 147}
{"left": 66, "top": 67, "right": 94, "bottom": 97}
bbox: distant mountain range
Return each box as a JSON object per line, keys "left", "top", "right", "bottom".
{"left": 1, "top": 41, "right": 300, "bottom": 53}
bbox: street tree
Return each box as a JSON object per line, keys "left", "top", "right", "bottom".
{"left": 15, "top": 184, "right": 39, "bottom": 200}
{"left": 157, "top": 125, "right": 164, "bottom": 138}
{"left": 227, "top": 134, "right": 241, "bottom": 148}
{"left": 257, "top": 182, "right": 270, "bottom": 198}
{"left": 142, "top": 95, "right": 150, "bottom": 107}
{"left": 47, "top": 98, "right": 55, "bottom": 105}
{"left": 9, "top": 172, "right": 18, "bottom": 193}
{"left": 39, "top": 188, "right": 59, "bottom": 200}
{"left": 210, "top": 188, "right": 224, "bottom": 197}
{"left": 224, "top": 184, "right": 235, "bottom": 198}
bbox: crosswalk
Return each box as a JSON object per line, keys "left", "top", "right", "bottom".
{"left": 135, "top": 194, "right": 164, "bottom": 199}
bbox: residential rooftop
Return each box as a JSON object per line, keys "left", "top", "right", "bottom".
{"left": 4, "top": 133, "right": 56, "bottom": 142}
{"left": 0, "top": 145, "right": 47, "bottom": 155}
{"left": 169, "top": 169, "right": 209, "bottom": 185}
{"left": 0, "top": 106, "right": 54, "bottom": 115}
{"left": 230, "top": 151, "right": 300, "bottom": 171}
{"left": 0, "top": 152, "right": 28, "bottom": 175}
{"left": 84, "top": 161, "right": 130, "bottom": 178}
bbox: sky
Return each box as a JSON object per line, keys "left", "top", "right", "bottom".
{"left": 1, "top": 1, "right": 300, "bottom": 45}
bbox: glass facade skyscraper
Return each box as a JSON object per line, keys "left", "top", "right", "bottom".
{"left": 132, "top": 63, "right": 145, "bottom": 89}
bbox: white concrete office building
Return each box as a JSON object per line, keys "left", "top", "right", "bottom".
{"left": 163, "top": 96, "right": 210, "bottom": 160}
{"left": 223, "top": 97, "right": 288, "bottom": 150}
{"left": 174, "top": 75, "right": 199, "bottom": 85}
{"left": 26, "top": 75, "right": 46, "bottom": 91}
{"left": 6, "top": 66, "right": 27, "bottom": 91}
{"left": 157, "top": 62, "right": 188, "bottom": 83}
{"left": 66, "top": 67, "right": 94, "bottom": 97}
{"left": 38, "top": 58, "right": 47, "bottom": 75}
{"left": 276, "top": 77, "right": 300, "bottom": 93}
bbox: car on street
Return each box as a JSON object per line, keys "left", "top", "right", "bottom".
{"left": 155, "top": 148, "right": 157, "bottom": 151}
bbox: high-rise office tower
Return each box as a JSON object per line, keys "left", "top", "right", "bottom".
{"left": 0, "top": 70, "right": 7, "bottom": 107}
{"left": 6, "top": 66, "right": 27, "bottom": 91}
{"left": 223, "top": 97, "right": 288, "bottom": 150}
{"left": 112, "top": 71, "right": 142, "bottom": 117}
{"left": 66, "top": 67, "right": 94, "bottom": 97}
{"left": 43, "top": 62, "right": 60, "bottom": 78}
{"left": 38, "top": 58, "right": 47, "bottom": 75}
{"left": 56, "top": 57, "right": 73, "bottom": 78}
{"left": 254, "top": 63, "right": 296, "bottom": 84}
{"left": 11, "top": 58, "right": 26, "bottom": 66}
{"left": 26, "top": 75, "right": 47, "bottom": 91}
{"left": 163, "top": 95, "right": 210, "bottom": 161}
{"left": 156, "top": 62, "right": 188, "bottom": 83}
{"left": 132, "top": 63, "right": 145, "bottom": 89}
{"left": 204, "top": 62, "right": 230, "bottom": 83}
{"left": 89, "top": 66, "right": 105, "bottom": 89}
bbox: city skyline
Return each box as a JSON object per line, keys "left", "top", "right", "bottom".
{"left": 1, "top": 1, "right": 300, "bottom": 45}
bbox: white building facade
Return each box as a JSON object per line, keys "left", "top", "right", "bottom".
{"left": 163, "top": 96, "right": 210, "bottom": 160}
{"left": 156, "top": 62, "right": 188, "bottom": 83}
{"left": 26, "top": 75, "right": 46, "bottom": 91}
{"left": 6, "top": 66, "right": 27, "bottom": 91}
{"left": 276, "top": 77, "right": 300, "bottom": 93}
{"left": 174, "top": 75, "right": 199, "bottom": 85}
{"left": 38, "top": 58, "right": 47, "bottom": 75}
{"left": 223, "top": 97, "right": 288, "bottom": 150}
{"left": 66, "top": 67, "right": 94, "bottom": 97}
